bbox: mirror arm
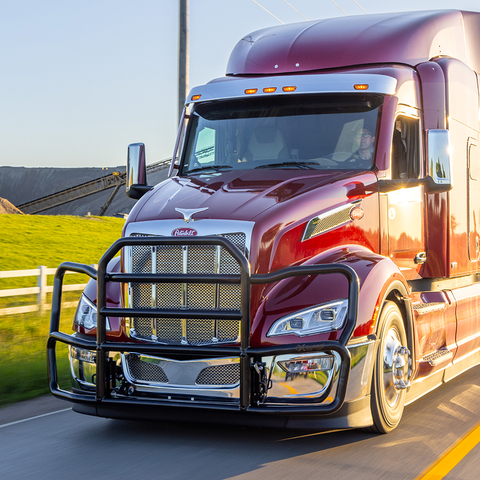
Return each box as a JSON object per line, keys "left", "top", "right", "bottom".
{"left": 377, "top": 178, "right": 426, "bottom": 193}
{"left": 377, "top": 177, "right": 452, "bottom": 193}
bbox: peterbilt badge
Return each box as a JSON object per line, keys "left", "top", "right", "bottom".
{"left": 172, "top": 227, "right": 198, "bottom": 236}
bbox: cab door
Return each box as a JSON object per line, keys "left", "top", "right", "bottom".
{"left": 387, "top": 114, "right": 425, "bottom": 280}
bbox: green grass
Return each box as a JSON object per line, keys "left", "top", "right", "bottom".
{"left": 0, "top": 214, "right": 125, "bottom": 406}
{"left": 0, "top": 308, "right": 75, "bottom": 406}
{"left": 0, "top": 214, "right": 125, "bottom": 290}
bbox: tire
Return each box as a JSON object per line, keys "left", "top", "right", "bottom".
{"left": 367, "top": 301, "right": 410, "bottom": 434}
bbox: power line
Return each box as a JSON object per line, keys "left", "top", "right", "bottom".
{"left": 251, "top": 0, "right": 285, "bottom": 24}
{"left": 330, "top": 0, "right": 348, "bottom": 16}
{"left": 283, "top": 0, "right": 308, "bottom": 20}
{"left": 352, "top": 0, "right": 367, "bottom": 14}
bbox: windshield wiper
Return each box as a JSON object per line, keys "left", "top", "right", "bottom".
{"left": 186, "top": 165, "right": 233, "bottom": 174}
{"left": 254, "top": 161, "right": 318, "bottom": 169}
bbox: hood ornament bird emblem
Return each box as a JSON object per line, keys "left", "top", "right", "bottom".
{"left": 175, "top": 207, "right": 209, "bottom": 223}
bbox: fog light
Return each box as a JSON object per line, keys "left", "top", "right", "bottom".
{"left": 278, "top": 355, "right": 334, "bottom": 373}
{"left": 69, "top": 346, "right": 96, "bottom": 364}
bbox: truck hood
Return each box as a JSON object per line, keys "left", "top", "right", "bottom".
{"left": 127, "top": 169, "right": 375, "bottom": 225}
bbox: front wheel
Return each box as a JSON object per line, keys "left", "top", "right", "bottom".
{"left": 368, "top": 301, "right": 411, "bottom": 433}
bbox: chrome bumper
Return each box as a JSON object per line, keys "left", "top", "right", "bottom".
{"left": 69, "top": 339, "right": 375, "bottom": 406}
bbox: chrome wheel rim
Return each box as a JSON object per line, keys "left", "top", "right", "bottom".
{"left": 382, "top": 327, "right": 403, "bottom": 408}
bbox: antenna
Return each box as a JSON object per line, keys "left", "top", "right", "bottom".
{"left": 178, "top": 0, "right": 189, "bottom": 124}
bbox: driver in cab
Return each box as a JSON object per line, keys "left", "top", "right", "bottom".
{"left": 347, "top": 127, "right": 375, "bottom": 168}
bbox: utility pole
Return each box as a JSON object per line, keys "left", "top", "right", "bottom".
{"left": 178, "top": 0, "right": 189, "bottom": 123}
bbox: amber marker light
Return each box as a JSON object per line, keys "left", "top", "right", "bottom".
{"left": 263, "top": 87, "right": 277, "bottom": 93}
{"left": 245, "top": 88, "right": 258, "bottom": 95}
{"left": 191, "top": 94, "right": 201, "bottom": 101}
{"left": 350, "top": 206, "right": 365, "bottom": 221}
{"left": 354, "top": 84, "right": 369, "bottom": 90}
{"left": 282, "top": 86, "right": 297, "bottom": 92}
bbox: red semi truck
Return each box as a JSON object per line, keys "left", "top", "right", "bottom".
{"left": 49, "top": 10, "right": 480, "bottom": 433}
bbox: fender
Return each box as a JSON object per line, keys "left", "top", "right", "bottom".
{"left": 250, "top": 245, "right": 412, "bottom": 348}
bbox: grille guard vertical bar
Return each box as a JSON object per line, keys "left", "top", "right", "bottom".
{"left": 48, "top": 237, "right": 360, "bottom": 415}
{"left": 47, "top": 262, "right": 97, "bottom": 401}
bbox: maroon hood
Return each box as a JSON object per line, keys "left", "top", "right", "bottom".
{"left": 127, "top": 169, "right": 374, "bottom": 225}
{"left": 125, "top": 168, "right": 378, "bottom": 275}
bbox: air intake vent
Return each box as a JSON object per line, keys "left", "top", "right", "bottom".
{"left": 195, "top": 363, "right": 240, "bottom": 386}
{"left": 303, "top": 201, "right": 360, "bottom": 241}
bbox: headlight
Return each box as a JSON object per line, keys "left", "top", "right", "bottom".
{"left": 267, "top": 299, "right": 348, "bottom": 337}
{"left": 74, "top": 295, "right": 110, "bottom": 331}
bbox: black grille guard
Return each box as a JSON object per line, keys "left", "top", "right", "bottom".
{"left": 48, "top": 236, "right": 359, "bottom": 415}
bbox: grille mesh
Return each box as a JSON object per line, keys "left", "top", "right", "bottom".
{"left": 196, "top": 363, "right": 240, "bottom": 385}
{"left": 126, "top": 355, "right": 168, "bottom": 383}
{"left": 304, "top": 205, "right": 354, "bottom": 240}
{"left": 311, "top": 207, "right": 352, "bottom": 237}
{"left": 128, "top": 232, "right": 245, "bottom": 345}
{"left": 155, "top": 318, "right": 182, "bottom": 342}
{"left": 156, "top": 245, "right": 183, "bottom": 273}
{"left": 217, "top": 319, "right": 241, "bottom": 343}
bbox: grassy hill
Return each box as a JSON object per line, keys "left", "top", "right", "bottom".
{"left": 0, "top": 214, "right": 125, "bottom": 271}
{"left": 0, "top": 214, "right": 125, "bottom": 406}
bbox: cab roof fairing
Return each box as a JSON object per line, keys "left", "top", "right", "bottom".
{"left": 186, "top": 73, "right": 397, "bottom": 105}
{"left": 226, "top": 10, "right": 480, "bottom": 76}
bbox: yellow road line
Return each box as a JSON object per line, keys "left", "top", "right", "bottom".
{"left": 415, "top": 421, "right": 480, "bottom": 480}
{"left": 279, "top": 382, "right": 298, "bottom": 394}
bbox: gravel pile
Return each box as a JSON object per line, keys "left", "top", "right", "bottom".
{"left": 0, "top": 197, "right": 24, "bottom": 214}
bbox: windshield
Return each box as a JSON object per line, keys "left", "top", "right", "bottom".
{"left": 180, "top": 94, "right": 382, "bottom": 175}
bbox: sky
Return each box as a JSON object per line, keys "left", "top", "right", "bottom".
{"left": 1, "top": 0, "right": 480, "bottom": 169}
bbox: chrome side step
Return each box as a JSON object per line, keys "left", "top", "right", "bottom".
{"left": 422, "top": 348, "right": 453, "bottom": 366}
{"left": 412, "top": 302, "right": 447, "bottom": 315}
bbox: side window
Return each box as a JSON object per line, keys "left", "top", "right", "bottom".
{"left": 194, "top": 127, "right": 216, "bottom": 165}
{"left": 392, "top": 116, "right": 420, "bottom": 179}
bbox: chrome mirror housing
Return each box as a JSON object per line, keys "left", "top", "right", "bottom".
{"left": 126, "top": 143, "right": 151, "bottom": 199}
{"left": 426, "top": 129, "right": 453, "bottom": 192}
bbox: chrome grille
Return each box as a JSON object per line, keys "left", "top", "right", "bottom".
{"left": 195, "top": 364, "right": 240, "bottom": 385}
{"left": 126, "top": 355, "right": 168, "bottom": 383}
{"left": 128, "top": 233, "right": 246, "bottom": 345}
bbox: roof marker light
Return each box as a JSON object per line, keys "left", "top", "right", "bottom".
{"left": 283, "top": 86, "right": 297, "bottom": 92}
{"left": 191, "top": 94, "right": 201, "bottom": 101}
{"left": 354, "top": 84, "right": 369, "bottom": 90}
{"left": 263, "top": 87, "right": 277, "bottom": 93}
{"left": 245, "top": 88, "right": 258, "bottom": 95}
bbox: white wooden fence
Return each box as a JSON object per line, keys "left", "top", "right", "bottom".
{"left": 0, "top": 266, "right": 96, "bottom": 316}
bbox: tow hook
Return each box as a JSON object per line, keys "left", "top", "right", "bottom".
{"left": 252, "top": 361, "right": 270, "bottom": 406}
{"left": 117, "top": 382, "right": 136, "bottom": 396}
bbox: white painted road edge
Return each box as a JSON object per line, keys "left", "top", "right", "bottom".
{"left": 0, "top": 408, "right": 72, "bottom": 429}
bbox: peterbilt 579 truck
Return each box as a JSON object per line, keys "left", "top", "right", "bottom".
{"left": 49, "top": 10, "right": 480, "bottom": 433}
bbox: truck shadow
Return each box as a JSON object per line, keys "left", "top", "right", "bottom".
{"left": 80, "top": 366, "right": 480, "bottom": 479}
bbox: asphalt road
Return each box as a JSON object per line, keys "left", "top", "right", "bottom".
{"left": 1, "top": 365, "right": 479, "bottom": 480}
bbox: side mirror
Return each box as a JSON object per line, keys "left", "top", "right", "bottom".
{"left": 378, "top": 129, "right": 453, "bottom": 193}
{"left": 425, "top": 129, "right": 453, "bottom": 193}
{"left": 126, "top": 143, "right": 152, "bottom": 199}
